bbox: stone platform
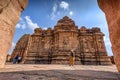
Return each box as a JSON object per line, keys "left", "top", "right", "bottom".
{"left": 0, "top": 64, "right": 120, "bottom": 80}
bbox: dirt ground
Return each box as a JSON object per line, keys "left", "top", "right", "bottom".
{"left": 0, "top": 64, "right": 120, "bottom": 80}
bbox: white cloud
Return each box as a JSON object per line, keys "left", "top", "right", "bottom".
{"left": 43, "top": 27, "right": 47, "bottom": 30}
{"left": 12, "top": 42, "right": 16, "bottom": 49}
{"left": 21, "top": 24, "right": 26, "bottom": 29}
{"left": 53, "top": 4, "right": 57, "bottom": 12}
{"left": 16, "top": 23, "right": 26, "bottom": 29}
{"left": 60, "top": 1, "right": 69, "bottom": 10}
{"left": 51, "top": 3, "right": 58, "bottom": 20}
{"left": 16, "top": 16, "right": 39, "bottom": 31}
{"left": 16, "top": 17, "right": 26, "bottom": 29}
{"left": 50, "top": 1, "right": 74, "bottom": 20}
{"left": 104, "top": 36, "right": 112, "bottom": 47}
{"left": 104, "top": 36, "right": 113, "bottom": 56}
{"left": 24, "top": 16, "right": 39, "bottom": 30}
{"left": 16, "top": 23, "right": 21, "bottom": 28}
{"left": 69, "top": 11, "right": 73, "bottom": 16}
{"left": 9, "top": 42, "right": 16, "bottom": 54}
{"left": 19, "top": 17, "right": 23, "bottom": 21}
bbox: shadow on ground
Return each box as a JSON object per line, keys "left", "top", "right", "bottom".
{"left": 0, "top": 70, "right": 120, "bottom": 80}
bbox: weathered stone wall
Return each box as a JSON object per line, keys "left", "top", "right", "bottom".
{"left": 98, "top": 0, "right": 120, "bottom": 72}
{"left": 11, "top": 16, "right": 111, "bottom": 65}
{"left": 0, "top": 0, "right": 28, "bottom": 68}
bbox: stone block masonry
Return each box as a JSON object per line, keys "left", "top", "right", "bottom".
{"left": 11, "top": 16, "right": 111, "bottom": 65}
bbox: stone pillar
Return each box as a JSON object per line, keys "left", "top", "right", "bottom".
{"left": 0, "top": 0, "right": 28, "bottom": 68}
{"left": 98, "top": 0, "right": 120, "bottom": 72}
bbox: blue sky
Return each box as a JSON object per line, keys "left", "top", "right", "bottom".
{"left": 9, "top": 0, "right": 113, "bottom": 56}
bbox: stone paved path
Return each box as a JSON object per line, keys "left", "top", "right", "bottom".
{"left": 0, "top": 64, "right": 120, "bottom": 80}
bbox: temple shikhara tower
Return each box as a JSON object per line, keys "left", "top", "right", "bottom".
{"left": 11, "top": 16, "right": 111, "bottom": 65}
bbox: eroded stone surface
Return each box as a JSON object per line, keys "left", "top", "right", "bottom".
{"left": 98, "top": 0, "right": 120, "bottom": 72}
{"left": 0, "top": 0, "right": 28, "bottom": 68}
{"left": 0, "top": 64, "right": 119, "bottom": 80}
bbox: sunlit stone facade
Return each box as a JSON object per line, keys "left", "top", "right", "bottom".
{"left": 11, "top": 16, "right": 111, "bottom": 65}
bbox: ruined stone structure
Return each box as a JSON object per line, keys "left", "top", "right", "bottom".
{"left": 0, "top": 0, "right": 119, "bottom": 71}
{"left": 98, "top": 0, "right": 120, "bottom": 72}
{"left": 0, "top": 0, "right": 28, "bottom": 68}
{"left": 11, "top": 16, "right": 111, "bottom": 65}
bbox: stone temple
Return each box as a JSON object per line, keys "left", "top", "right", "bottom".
{"left": 11, "top": 16, "right": 111, "bottom": 65}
